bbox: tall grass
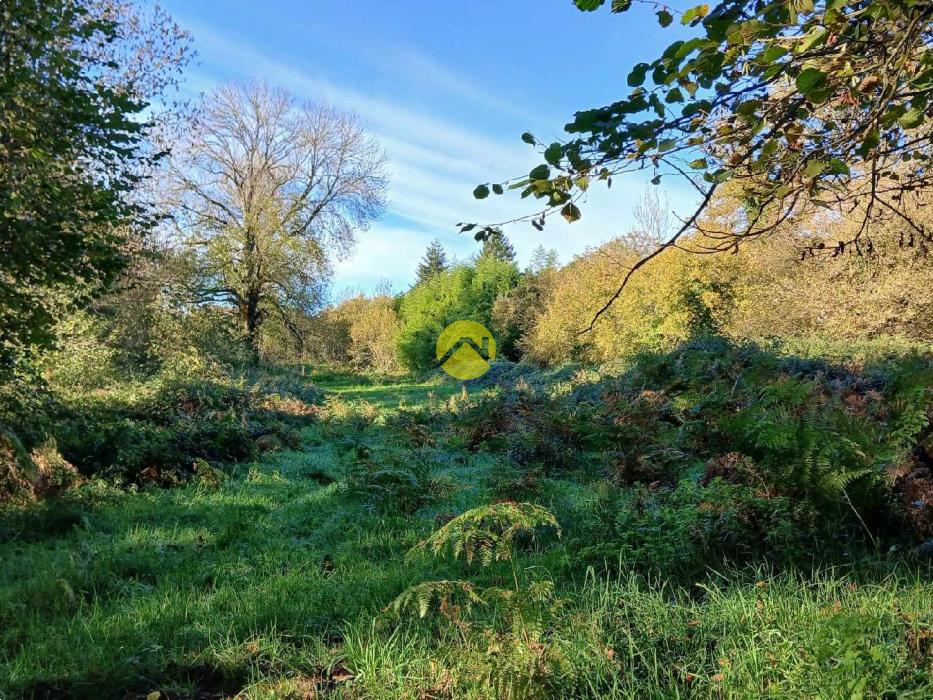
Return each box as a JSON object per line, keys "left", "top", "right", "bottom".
{"left": 1, "top": 347, "right": 930, "bottom": 698}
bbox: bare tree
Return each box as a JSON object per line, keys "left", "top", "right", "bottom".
{"left": 168, "top": 82, "right": 388, "bottom": 362}
{"left": 618, "top": 188, "right": 673, "bottom": 255}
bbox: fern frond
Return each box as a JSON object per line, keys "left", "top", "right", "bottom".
{"left": 414, "top": 502, "right": 560, "bottom": 565}
{"left": 387, "top": 580, "right": 482, "bottom": 619}
{"left": 821, "top": 467, "right": 874, "bottom": 494}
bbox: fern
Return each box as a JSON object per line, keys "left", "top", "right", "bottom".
{"left": 889, "top": 381, "right": 931, "bottom": 451}
{"left": 387, "top": 580, "right": 482, "bottom": 619}
{"left": 388, "top": 503, "right": 563, "bottom": 696}
{"left": 341, "top": 439, "right": 449, "bottom": 513}
{"left": 733, "top": 379, "right": 880, "bottom": 506}
{"left": 413, "top": 502, "right": 560, "bottom": 565}
{"left": 483, "top": 578, "right": 558, "bottom": 639}
{"left": 391, "top": 503, "right": 561, "bottom": 633}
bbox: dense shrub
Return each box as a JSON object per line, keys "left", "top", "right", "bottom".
{"left": 0, "top": 427, "right": 35, "bottom": 504}
{"left": 343, "top": 294, "right": 402, "bottom": 372}
{"left": 340, "top": 440, "right": 450, "bottom": 513}
{"left": 524, "top": 197, "right": 933, "bottom": 367}
{"left": 460, "top": 385, "right": 582, "bottom": 473}
{"left": 52, "top": 405, "right": 256, "bottom": 485}
{"left": 462, "top": 337, "right": 932, "bottom": 549}
{"left": 2, "top": 369, "right": 324, "bottom": 489}
{"left": 396, "top": 257, "right": 519, "bottom": 371}
{"left": 572, "top": 480, "right": 810, "bottom": 577}
{"left": 526, "top": 237, "right": 738, "bottom": 365}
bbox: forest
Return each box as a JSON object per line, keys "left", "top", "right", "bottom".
{"left": 1, "top": 0, "right": 932, "bottom": 698}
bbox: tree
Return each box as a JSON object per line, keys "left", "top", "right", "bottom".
{"left": 416, "top": 239, "right": 449, "bottom": 283}
{"left": 526, "top": 235, "right": 739, "bottom": 365}
{"left": 528, "top": 245, "right": 559, "bottom": 274}
{"left": 467, "top": 0, "right": 933, "bottom": 329}
{"left": 170, "top": 82, "right": 388, "bottom": 363}
{"left": 396, "top": 266, "right": 474, "bottom": 371}
{"left": 479, "top": 230, "right": 516, "bottom": 263}
{"left": 340, "top": 293, "right": 402, "bottom": 372}
{"left": 396, "top": 256, "right": 519, "bottom": 371}
{"left": 0, "top": 0, "right": 191, "bottom": 374}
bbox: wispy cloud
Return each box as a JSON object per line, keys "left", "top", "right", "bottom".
{"left": 389, "top": 47, "right": 545, "bottom": 123}
{"left": 175, "top": 19, "right": 684, "bottom": 291}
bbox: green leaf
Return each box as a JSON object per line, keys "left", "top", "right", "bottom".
{"left": 803, "top": 160, "right": 827, "bottom": 178}
{"left": 658, "top": 138, "right": 676, "bottom": 152}
{"left": 656, "top": 9, "right": 673, "bottom": 27}
{"left": 627, "top": 63, "right": 650, "bottom": 87}
{"left": 521, "top": 132, "right": 536, "bottom": 145}
{"left": 544, "top": 143, "right": 562, "bottom": 165}
{"left": 473, "top": 185, "right": 490, "bottom": 199}
{"left": 761, "top": 45, "right": 788, "bottom": 63}
{"left": 857, "top": 130, "right": 881, "bottom": 158}
{"left": 560, "top": 202, "right": 581, "bottom": 223}
{"left": 682, "top": 4, "right": 709, "bottom": 25}
{"left": 529, "top": 164, "right": 550, "bottom": 181}
{"left": 650, "top": 93, "right": 666, "bottom": 116}
{"left": 899, "top": 107, "right": 925, "bottom": 129}
{"left": 799, "top": 27, "right": 827, "bottom": 52}
{"left": 796, "top": 67, "right": 827, "bottom": 95}
{"left": 829, "top": 158, "right": 850, "bottom": 175}
{"left": 689, "top": 158, "right": 708, "bottom": 169}
{"left": 710, "top": 168, "right": 734, "bottom": 183}
{"left": 574, "top": 0, "right": 605, "bottom": 10}
{"left": 492, "top": 183, "right": 504, "bottom": 195}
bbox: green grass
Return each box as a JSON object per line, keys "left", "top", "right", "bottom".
{"left": 307, "top": 366, "right": 461, "bottom": 410}
{"left": 1, "top": 369, "right": 931, "bottom": 698}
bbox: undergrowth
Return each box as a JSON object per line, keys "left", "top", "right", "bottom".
{"left": 0, "top": 338, "right": 931, "bottom": 698}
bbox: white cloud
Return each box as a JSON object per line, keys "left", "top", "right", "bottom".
{"left": 175, "top": 20, "right": 698, "bottom": 291}
{"left": 330, "top": 225, "right": 431, "bottom": 294}
{"left": 389, "top": 47, "right": 546, "bottom": 124}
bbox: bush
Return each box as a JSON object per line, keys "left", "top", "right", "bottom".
{"left": 573, "top": 479, "right": 809, "bottom": 577}
{"left": 396, "top": 258, "right": 519, "bottom": 372}
{"left": 450, "top": 336, "right": 932, "bottom": 547}
{"left": 32, "top": 367, "right": 324, "bottom": 487}
{"left": 332, "top": 294, "right": 403, "bottom": 372}
{"left": 0, "top": 427, "right": 35, "bottom": 504}
{"left": 144, "top": 378, "right": 252, "bottom": 423}
{"left": 526, "top": 238, "right": 738, "bottom": 365}
{"left": 30, "top": 440, "right": 80, "bottom": 497}
{"left": 340, "top": 441, "right": 450, "bottom": 514}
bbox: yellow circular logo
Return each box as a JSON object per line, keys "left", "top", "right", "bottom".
{"left": 436, "top": 320, "right": 496, "bottom": 380}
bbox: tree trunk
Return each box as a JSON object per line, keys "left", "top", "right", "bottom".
{"left": 241, "top": 290, "right": 262, "bottom": 366}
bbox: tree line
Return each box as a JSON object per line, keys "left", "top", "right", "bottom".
{"left": 2, "top": 0, "right": 932, "bottom": 389}
{"left": 308, "top": 184, "right": 931, "bottom": 376}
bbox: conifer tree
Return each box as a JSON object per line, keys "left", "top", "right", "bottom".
{"left": 480, "top": 230, "right": 516, "bottom": 263}
{"left": 416, "top": 240, "right": 449, "bottom": 283}
{"left": 528, "top": 245, "right": 559, "bottom": 274}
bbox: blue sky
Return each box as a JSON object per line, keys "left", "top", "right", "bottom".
{"left": 160, "top": 0, "right": 696, "bottom": 296}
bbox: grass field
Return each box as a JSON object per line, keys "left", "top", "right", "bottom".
{"left": 1, "top": 363, "right": 931, "bottom": 699}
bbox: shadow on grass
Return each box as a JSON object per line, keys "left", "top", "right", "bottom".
{"left": 2, "top": 338, "right": 931, "bottom": 697}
